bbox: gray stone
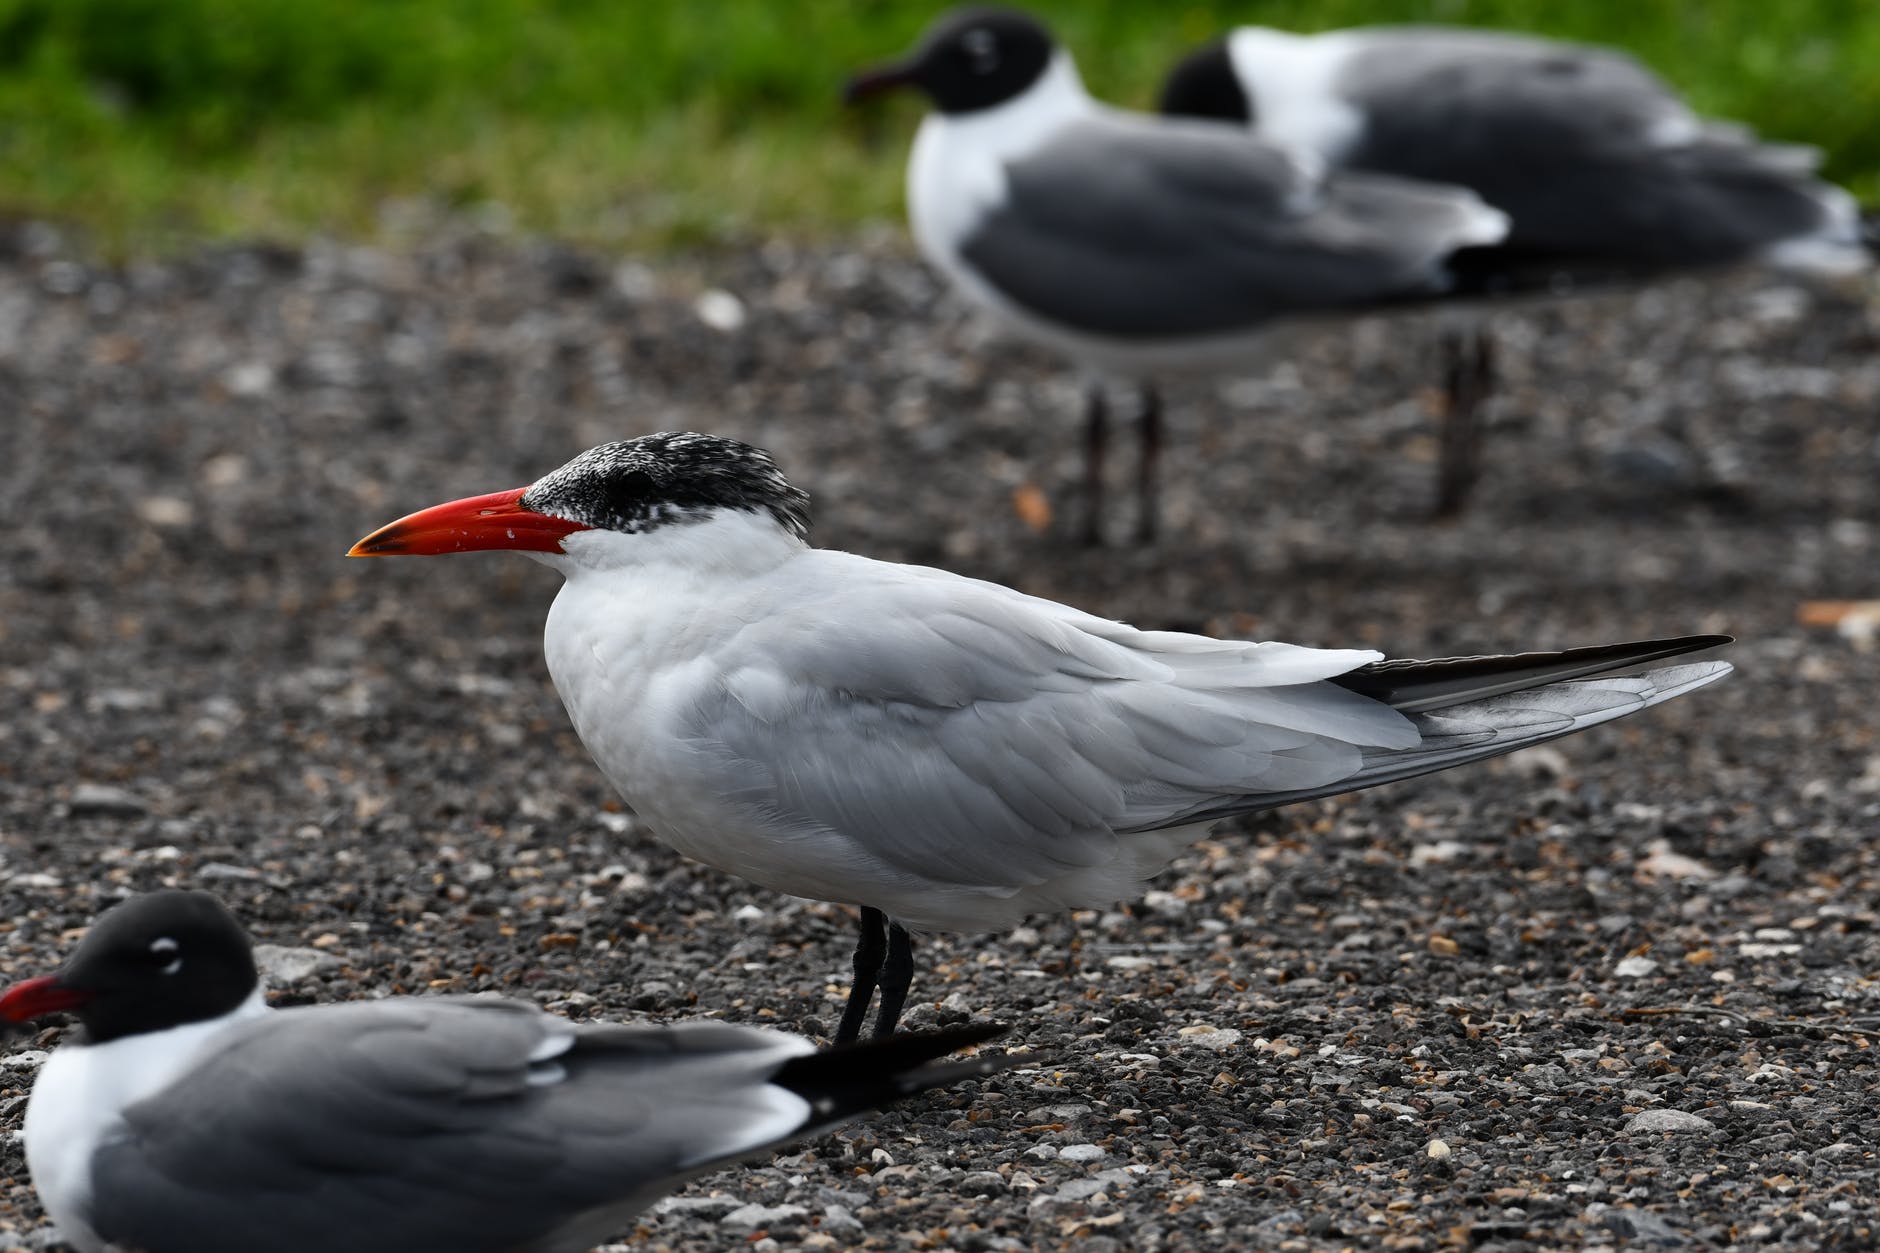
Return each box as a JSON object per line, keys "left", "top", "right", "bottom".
{"left": 720, "top": 1203, "right": 808, "bottom": 1230}
{"left": 1624, "top": 1109, "right": 1717, "bottom": 1134}
{"left": 650, "top": 1195, "right": 742, "bottom": 1218}
{"left": 68, "top": 783, "right": 147, "bottom": 817}
{"left": 254, "top": 944, "right": 340, "bottom": 984}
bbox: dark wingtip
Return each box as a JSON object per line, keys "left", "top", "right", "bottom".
{"left": 1333, "top": 634, "right": 1734, "bottom": 714}
{"left": 771, "top": 1022, "right": 1023, "bottom": 1114}
{"left": 819, "top": 1021, "right": 1010, "bottom": 1065}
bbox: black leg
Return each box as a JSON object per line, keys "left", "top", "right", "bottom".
{"left": 871, "top": 923, "right": 916, "bottom": 1038}
{"left": 1080, "top": 382, "right": 1108, "bottom": 547}
{"left": 1134, "top": 382, "right": 1163, "bottom": 545}
{"left": 1434, "top": 325, "right": 1496, "bottom": 519}
{"left": 834, "top": 907, "right": 888, "bottom": 1045}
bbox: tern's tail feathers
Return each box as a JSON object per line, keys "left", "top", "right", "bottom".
{"left": 1165, "top": 638, "right": 1731, "bottom": 827}
{"left": 1335, "top": 658, "right": 1731, "bottom": 799}
{"left": 1329, "top": 633, "right": 1730, "bottom": 713}
{"left": 774, "top": 1023, "right": 1018, "bottom": 1132}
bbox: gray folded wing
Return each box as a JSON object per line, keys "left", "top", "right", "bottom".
{"left": 959, "top": 113, "right": 1503, "bottom": 338}
{"left": 1332, "top": 28, "right": 1842, "bottom": 265}
{"left": 87, "top": 999, "right": 816, "bottom": 1253}
{"left": 687, "top": 561, "right": 1417, "bottom": 892}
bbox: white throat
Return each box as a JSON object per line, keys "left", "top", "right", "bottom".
{"left": 530, "top": 508, "right": 808, "bottom": 580}
{"left": 1226, "top": 27, "right": 1366, "bottom": 164}
{"left": 908, "top": 50, "right": 1094, "bottom": 260}
{"left": 22, "top": 988, "right": 270, "bottom": 1251}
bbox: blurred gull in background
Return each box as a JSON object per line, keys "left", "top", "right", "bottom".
{"left": 846, "top": 6, "right": 1510, "bottom": 544}
{"left": 3, "top": 891, "right": 1013, "bottom": 1253}
{"left": 1160, "top": 24, "right": 1868, "bottom": 514}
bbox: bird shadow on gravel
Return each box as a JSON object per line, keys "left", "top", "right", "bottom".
{"left": 1, "top": 220, "right": 1878, "bottom": 1249}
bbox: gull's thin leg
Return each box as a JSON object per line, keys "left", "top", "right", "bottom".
{"left": 871, "top": 922, "right": 916, "bottom": 1038}
{"left": 835, "top": 907, "right": 888, "bottom": 1045}
{"left": 1133, "top": 382, "right": 1163, "bottom": 545}
{"left": 1434, "top": 325, "right": 1495, "bottom": 519}
{"left": 1080, "top": 382, "right": 1109, "bottom": 547}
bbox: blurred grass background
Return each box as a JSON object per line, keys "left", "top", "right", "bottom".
{"left": 1, "top": 0, "right": 1876, "bottom": 255}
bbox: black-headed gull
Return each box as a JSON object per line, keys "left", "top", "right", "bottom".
{"left": 845, "top": 6, "right": 1510, "bottom": 543}
{"left": 1160, "top": 24, "right": 1866, "bottom": 512}
{"left": 1, "top": 890, "right": 1013, "bottom": 1253}
{"left": 350, "top": 431, "right": 1733, "bottom": 1042}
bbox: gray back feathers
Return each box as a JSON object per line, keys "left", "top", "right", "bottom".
{"left": 960, "top": 113, "right": 1501, "bottom": 338}
{"left": 1332, "top": 28, "right": 1846, "bottom": 267}
{"left": 85, "top": 998, "right": 996, "bottom": 1253}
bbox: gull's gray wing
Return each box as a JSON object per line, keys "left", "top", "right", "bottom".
{"left": 1331, "top": 28, "right": 1843, "bottom": 266}
{"left": 684, "top": 554, "right": 1418, "bottom": 893}
{"left": 960, "top": 113, "right": 1504, "bottom": 338}
{"left": 85, "top": 998, "right": 823, "bottom": 1253}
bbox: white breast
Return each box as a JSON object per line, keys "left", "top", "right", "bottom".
{"left": 907, "top": 52, "right": 1100, "bottom": 324}
{"left": 1226, "top": 28, "right": 1367, "bottom": 164}
{"left": 22, "top": 991, "right": 268, "bottom": 1252}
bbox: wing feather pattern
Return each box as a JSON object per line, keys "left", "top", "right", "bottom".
{"left": 87, "top": 1000, "right": 822, "bottom": 1253}
{"left": 958, "top": 112, "right": 1503, "bottom": 338}
{"left": 689, "top": 561, "right": 1419, "bottom": 894}
{"left": 1332, "top": 29, "right": 1850, "bottom": 267}
{"left": 675, "top": 560, "right": 1727, "bottom": 914}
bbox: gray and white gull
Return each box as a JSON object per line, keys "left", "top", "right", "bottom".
{"left": 1, "top": 890, "right": 1012, "bottom": 1253}
{"left": 845, "top": 6, "right": 1510, "bottom": 543}
{"left": 1159, "top": 23, "right": 1867, "bottom": 512}
{"left": 350, "top": 432, "right": 1733, "bottom": 1043}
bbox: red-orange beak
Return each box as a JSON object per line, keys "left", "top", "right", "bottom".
{"left": 346, "top": 488, "right": 589, "bottom": 557}
{"left": 0, "top": 975, "right": 89, "bottom": 1026}
{"left": 843, "top": 59, "right": 920, "bottom": 105}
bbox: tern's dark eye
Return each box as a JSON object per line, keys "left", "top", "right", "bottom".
{"left": 961, "top": 28, "right": 999, "bottom": 74}
{"left": 148, "top": 936, "right": 182, "bottom": 976}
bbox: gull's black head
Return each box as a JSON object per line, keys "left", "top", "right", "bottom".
{"left": 846, "top": 6, "right": 1057, "bottom": 115}
{"left": 1158, "top": 37, "right": 1254, "bottom": 125}
{"left": 0, "top": 891, "right": 258, "bottom": 1045}
{"left": 522, "top": 432, "right": 812, "bottom": 542}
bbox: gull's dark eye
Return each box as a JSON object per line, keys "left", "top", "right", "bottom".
{"left": 961, "top": 28, "right": 999, "bottom": 75}
{"left": 148, "top": 936, "right": 182, "bottom": 976}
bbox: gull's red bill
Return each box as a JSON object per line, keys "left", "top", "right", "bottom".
{"left": 0, "top": 975, "right": 90, "bottom": 1024}
{"left": 347, "top": 488, "right": 589, "bottom": 557}
{"left": 843, "top": 60, "right": 919, "bottom": 105}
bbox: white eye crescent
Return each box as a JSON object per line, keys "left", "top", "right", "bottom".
{"left": 962, "top": 28, "right": 999, "bottom": 74}
{"left": 150, "top": 936, "right": 182, "bottom": 976}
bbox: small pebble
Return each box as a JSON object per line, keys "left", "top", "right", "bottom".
{"left": 1624, "top": 1109, "right": 1717, "bottom": 1135}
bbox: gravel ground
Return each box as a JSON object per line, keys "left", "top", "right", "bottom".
{"left": 1, "top": 219, "right": 1879, "bottom": 1251}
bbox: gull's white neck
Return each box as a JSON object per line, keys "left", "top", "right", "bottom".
{"left": 909, "top": 51, "right": 1094, "bottom": 260}
{"left": 23, "top": 988, "right": 270, "bottom": 1252}
{"left": 1226, "top": 27, "right": 1366, "bottom": 164}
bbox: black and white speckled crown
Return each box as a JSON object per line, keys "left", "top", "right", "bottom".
{"left": 521, "top": 433, "right": 812, "bottom": 541}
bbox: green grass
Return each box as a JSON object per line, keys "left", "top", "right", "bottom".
{"left": 2, "top": 0, "right": 1878, "bottom": 255}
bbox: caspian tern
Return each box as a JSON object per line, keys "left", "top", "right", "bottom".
{"left": 1159, "top": 24, "right": 1866, "bottom": 513}
{"left": 0, "top": 890, "right": 1013, "bottom": 1253}
{"left": 844, "top": 6, "right": 1509, "bottom": 543}
{"left": 349, "top": 431, "right": 1733, "bottom": 1043}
